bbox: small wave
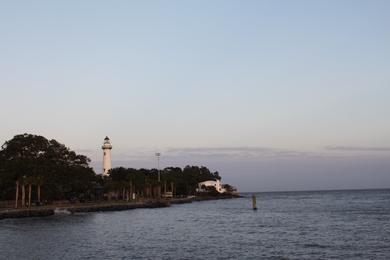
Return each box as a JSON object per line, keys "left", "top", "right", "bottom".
{"left": 54, "top": 208, "right": 72, "bottom": 215}
{"left": 303, "top": 243, "right": 329, "bottom": 249}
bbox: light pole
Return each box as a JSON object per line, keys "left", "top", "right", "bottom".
{"left": 155, "top": 152, "right": 161, "bottom": 182}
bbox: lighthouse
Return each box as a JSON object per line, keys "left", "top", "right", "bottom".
{"left": 102, "top": 136, "right": 112, "bottom": 176}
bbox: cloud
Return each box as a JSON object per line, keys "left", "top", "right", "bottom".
{"left": 92, "top": 145, "right": 390, "bottom": 169}
{"left": 102, "top": 147, "right": 312, "bottom": 163}
{"left": 163, "top": 147, "right": 309, "bottom": 159}
{"left": 325, "top": 146, "right": 390, "bottom": 152}
{"left": 113, "top": 145, "right": 390, "bottom": 162}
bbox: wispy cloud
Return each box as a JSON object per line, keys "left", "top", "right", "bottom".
{"left": 164, "top": 147, "right": 309, "bottom": 159}
{"left": 325, "top": 146, "right": 390, "bottom": 152}
{"left": 112, "top": 145, "right": 390, "bottom": 162}
{"left": 104, "top": 146, "right": 311, "bottom": 162}
{"left": 91, "top": 145, "right": 390, "bottom": 167}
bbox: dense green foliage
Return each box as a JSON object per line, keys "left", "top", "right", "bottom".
{"left": 107, "top": 166, "right": 221, "bottom": 197}
{"left": 0, "top": 133, "right": 228, "bottom": 203}
{"left": 0, "top": 134, "right": 96, "bottom": 201}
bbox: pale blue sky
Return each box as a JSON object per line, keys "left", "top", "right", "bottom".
{"left": 1, "top": 1, "right": 389, "bottom": 191}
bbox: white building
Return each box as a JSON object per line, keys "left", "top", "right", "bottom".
{"left": 197, "top": 180, "right": 226, "bottom": 193}
{"left": 102, "top": 136, "right": 112, "bottom": 176}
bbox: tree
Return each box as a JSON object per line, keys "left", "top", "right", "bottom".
{"left": 0, "top": 133, "right": 96, "bottom": 202}
{"left": 0, "top": 134, "right": 231, "bottom": 204}
{"left": 222, "top": 184, "right": 237, "bottom": 194}
{"left": 105, "top": 165, "right": 225, "bottom": 198}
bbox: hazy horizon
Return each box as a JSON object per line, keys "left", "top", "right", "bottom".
{"left": 1, "top": 1, "right": 389, "bottom": 192}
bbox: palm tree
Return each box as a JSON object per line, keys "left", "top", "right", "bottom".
{"left": 36, "top": 175, "right": 43, "bottom": 204}
{"left": 171, "top": 182, "right": 175, "bottom": 197}
{"left": 22, "top": 176, "right": 35, "bottom": 208}
{"left": 21, "top": 175, "right": 26, "bottom": 208}
{"left": 28, "top": 179, "right": 32, "bottom": 208}
{"left": 15, "top": 180, "right": 19, "bottom": 209}
{"left": 128, "top": 180, "right": 133, "bottom": 201}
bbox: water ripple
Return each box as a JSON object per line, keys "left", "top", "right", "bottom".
{"left": 1, "top": 189, "right": 390, "bottom": 259}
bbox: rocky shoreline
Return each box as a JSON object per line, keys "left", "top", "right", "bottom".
{"left": 0, "top": 195, "right": 240, "bottom": 220}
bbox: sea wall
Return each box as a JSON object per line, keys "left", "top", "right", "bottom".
{"left": 169, "top": 197, "right": 193, "bottom": 204}
{"left": 0, "top": 195, "right": 239, "bottom": 220}
{"left": 0, "top": 208, "right": 55, "bottom": 219}
{"left": 0, "top": 201, "right": 170, "bottom": 220}
{"left": 193, "top": 194, "right": 241, "bottom": 201}
{"left": 67, "top": 201, "right": 170, "bottom": 213}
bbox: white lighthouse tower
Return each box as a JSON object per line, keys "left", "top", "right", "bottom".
{"left": 102, "top": 136, "right": 113, "bottom": 176}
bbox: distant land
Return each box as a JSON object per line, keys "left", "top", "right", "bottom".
{"left": 0, "top": 133, "right": 238, "bottom": 219}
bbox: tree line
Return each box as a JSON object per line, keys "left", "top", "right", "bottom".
{"left": 0, "top": 134, "right": 229, "bottom": 206}
{"left": 105, "top": 165, "right": 221, "bottom": 200}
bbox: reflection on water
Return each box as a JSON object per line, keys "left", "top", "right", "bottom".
{"left": 1, "top": 189, "right": 390, "bottom": 259}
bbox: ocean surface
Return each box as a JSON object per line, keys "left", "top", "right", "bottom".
{"left": 1, "top": 189, "right": 390, "bottom": 260}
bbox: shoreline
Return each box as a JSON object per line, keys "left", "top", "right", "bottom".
{"left": 0, "top": 195, "right": 240, "bottom": 220}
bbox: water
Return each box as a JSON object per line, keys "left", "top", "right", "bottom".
{"left": 1, "top": 189, "right": 390, "bottom": 259}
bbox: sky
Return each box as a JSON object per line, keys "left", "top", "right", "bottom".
{"left": 1, "top": 1, "right": 389, "bottom": 191}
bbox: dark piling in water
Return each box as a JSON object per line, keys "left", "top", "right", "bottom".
{"left": 252, "top": 195, "right": 257, "bottom": 210}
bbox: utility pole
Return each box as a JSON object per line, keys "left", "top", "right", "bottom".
{"left": 155, "top": 152, "right": 161, "bottom": 182}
